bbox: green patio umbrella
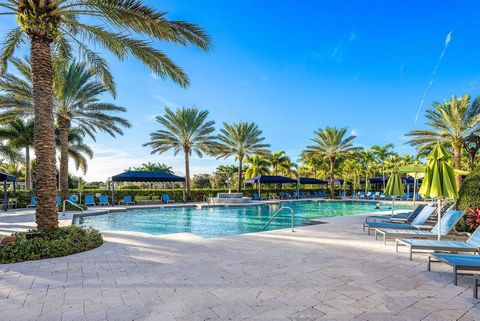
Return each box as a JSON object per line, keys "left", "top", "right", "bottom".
{"left": 384, "top": 167, "right": 404, "bottom": 214}
{"left": 342, "top": 179, "right": 348, "bottom": 191}
{"left": 418, "top": 144, "right": 458, "bottom": 240}
{"left": 77, "top": 178, "right": 84, "bottom": 204}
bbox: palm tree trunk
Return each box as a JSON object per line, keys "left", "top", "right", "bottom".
{"left": 30, "top": 36, "right": 58, "bottom": 230}
{"left": 59, "top": 117, "right": 69, "bottom": 202}
{"left": 237, "top": 156, "right": 243, "bottom": 192}
{"left": 25, "top": 146, "right": 31, "bottom": 190}
{"left": 329, "top": 157, "right": 335, "bottom": 198}
{"left": 453, "top": 145, "right": 463, "bottom": 188}
{"left": 184, "top": 150, "right": 191, "bottom": 200}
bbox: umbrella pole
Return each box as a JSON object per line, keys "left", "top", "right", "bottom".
{"left": 413, "top": 176, "right": 417, "bottom": 209}
{"left": 437, "top": 198, "right": 442, "bottom": 240}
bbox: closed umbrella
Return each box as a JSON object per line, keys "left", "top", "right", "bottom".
{"left": 342, "top": 179, "right": 348, "bottom": 191}
{"left": 385, "top": 167, "right": 404, "bottom": 214}
{"left": 418, "top": 144, "right": 458, "bottom": 240}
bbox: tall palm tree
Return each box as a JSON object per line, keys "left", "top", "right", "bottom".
{"left": 406, "top": 94, "right": 480, "bottom": 188}
{"left": 304, "top": 127, "right": 362, "bottom": 197}
{"left": 0, "top": 1, "right": 211, "bottom": 230}
{"left": 0, "top": 117, "right": 34, "bottom": 189}
{"left": 280, "top": 158, "right": 298, "bottom": 178}
{"left": 371, "top": 143, "right": 397, "bottom": 189}
{"left": 214, "top": 122, "right": 270, "bottom": 191}
{"left": 56, "top": 127, "right": 93, "bottom": 177}
{"left": 245, "top": 155, "right": 270, "bottom": 179}
{"left": 269, "top": 151, "right": 289, "bottom": 175}
{"left": 0, "top": 58, "right": 130, "bottom": 201}
{"left": 143, "top": 107, "right": 216, "bottom": 198}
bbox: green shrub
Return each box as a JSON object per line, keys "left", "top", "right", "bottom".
{"left": 0, "top": 226, "right": 103, "bottom": 264}
{"left": 457, "top": 167, "right": 480, "bottom": 210}
{"left": 456, "top": 167, "right": 480, "bottom": 232}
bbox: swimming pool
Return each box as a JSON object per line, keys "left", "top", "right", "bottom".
{"left": 74, "top": 201, "right": 411, "bottom": 238}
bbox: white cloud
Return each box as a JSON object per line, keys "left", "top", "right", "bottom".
{"left": 151, "top": 94, "right": 179, "bottom": 108}
{"left": 350, "top": 128, "right": 360, "bottom": 136}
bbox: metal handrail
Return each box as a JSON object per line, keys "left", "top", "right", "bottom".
{"left": 62, "top": 199, "right": 84, "bottom": 216}
{"left": 262, "top": 206, "right": 295, "bottom": 232}
{"left": 268, "top": 193, "right": 278, "bottom": 200}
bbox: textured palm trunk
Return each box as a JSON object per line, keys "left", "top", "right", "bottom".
{"left": 184, "top": 150, "right": 191, "bottom": 199}
{"left": 453, "top": 145, "right": 462, "bottom": 189}
{"left": 30, "top": 36, "right": 58, "bottom": 230}
{"left": 59, "top": 117, "right": 69, "bottom": 202}
{"left": 237, "top": 156, "right": 243, "bottom": 192}
{"left": 25, "top": 146, "right": 31, "bottom": 190}
{"left": 329, "top": 157, "right": 335, "bottom": 198}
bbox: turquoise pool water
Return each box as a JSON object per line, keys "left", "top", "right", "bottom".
{"left": 74, "top": 201, "right": 411, "bottom": 238}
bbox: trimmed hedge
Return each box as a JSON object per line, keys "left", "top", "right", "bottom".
{"left": 457, "top": 167, "right": 480, "bottom": 210}
{"left": 8, "top": 187, "right": 331, "bottom": 208}
{"left": 456, "top": 167, "right": 480, "bottom": 232}
{"left": 0, "top": 226, "right": 103, "bottom": 264}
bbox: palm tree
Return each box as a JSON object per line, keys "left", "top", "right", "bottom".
{"left": 245, "top": 155, "right": 270, "bottom": 179}
{"left": 143, "top": 107, "right": 216, "bottom": 198}
{"left": 130, "top": 162, "right": 174, "bottom": 173}
{"left": 0, "top": 1, "right": 211, "bottom": 230}
{"left": 371, "top": 144, "right": 397, "bottom": 189}
{"left": 304, "top": 127, "right": 362, "bottom": 197}
{"left": 0, "top": 58, "right": 130, "bottom": 202}
{"left": 280, "top": 159, "right": 298, "bottom": 178}
{"left": 406, "top": 94, "right": 480, "bottom": 188}
{"left": 214, "top": 122, "right": 270, "bottom": 191}
{"left": 57, "top": 127, "right": 93, "bottom": 177}
{"left": 269, "top": 151, "right": 289, "bottom": 175}
{"left": 0, "top": 118, "right": 34, "bottom": 189}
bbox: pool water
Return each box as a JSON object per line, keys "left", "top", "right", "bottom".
{"left": 74, "top": 201, "right": 411, "bottom": 238}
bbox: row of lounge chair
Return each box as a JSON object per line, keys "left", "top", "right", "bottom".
{"left": 27, "top": 194, "right": 175, "bottom": 208}
{"left": 252, "top": 191, "right": 327, "bottom": 200}
{"left": 363, "top": 204, "right": 480, "bottom": 299}
{"left": 344, "top": 191, "right": 422, "bottom": 200}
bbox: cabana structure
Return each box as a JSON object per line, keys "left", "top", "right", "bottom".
{"left": 297, "top": 177, "right": 328, "bottom": 199}
{"left": 109, "top": 171, "right": 186, "bottom": 205}
{"left": 245, "top": 175, "right": 297, "bottom": 197}
{"left": 0, "top": 172, "right": 16, "bottom": 211}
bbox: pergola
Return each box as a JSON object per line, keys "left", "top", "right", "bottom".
{"left": 109, "top": 171, "right": 186, "bottom": 205}
{"left": 297, "top": 177, "right": 328, "bottom": 198}
{"left": 244, "top": 175, "right": 297, "bottom": 196}
{"left": 0, "top": 172, "right": 16, "bottom": 211}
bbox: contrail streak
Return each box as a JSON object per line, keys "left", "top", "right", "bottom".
{"left": 414, "top": 31, "right": 453, "bottom": 122}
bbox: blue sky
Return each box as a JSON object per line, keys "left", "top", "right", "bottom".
{"left": 3, "top": 1, "right": 480, "bottom": 181}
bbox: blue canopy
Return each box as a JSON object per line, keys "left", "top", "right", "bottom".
{"left": 111, "top": 171, "right": 185, "bottom": 182}
{"left": 299, "top": 177, "right": 328, "bottom": 184}
{"left": 367, "top": 176, "right": 423, "bottom": 184}
{"left": 0, "top": 172, "right": 16, "bottom": 182}
{"left": 245, "top": 175, "right": 297, "bottom": 184}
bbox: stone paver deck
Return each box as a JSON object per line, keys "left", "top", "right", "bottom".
{"left": 0, "top": 214, "right": 478, "bottom": 321}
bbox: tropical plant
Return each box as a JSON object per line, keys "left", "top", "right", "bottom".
{"left": 406, "top": 94, "right": 480, "bottom": 188}
{"left": 0, "top": 0, "right": 211, "bottom": 230}
{"left": 304, "top": 127, "right": 362, "bottom": 197}
{"left": 0, "top": 58, "right": 130, "bottom": 201}
{"left": 63, "top": 127, "right": 93, "bottom": 175}
{"left": 129, "top": 162, "right": 174, "bottom": 173}
{"left": 214, "top": 122, "right": 270, "bottom": 191}
{"left": 280, "top": 158, "right": 298, "bottom": 178}
{"left": 245, "top": 155, "right": 271, "bottom": 179}
{"left": 269, "top": 151, "right": 289, "bottom": 176}
{"left": 0, "top": 117, "right": 33, "bottom": 189}
{"left": 143, "top": 107, "right": 216, "bottom": 198}
{"left": 371, "top": 143, "right": 397, "bottom": 189}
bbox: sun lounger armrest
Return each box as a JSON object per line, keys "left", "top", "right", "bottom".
{"left": 411, "top": 224, "right": 434, "bottom": 230}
